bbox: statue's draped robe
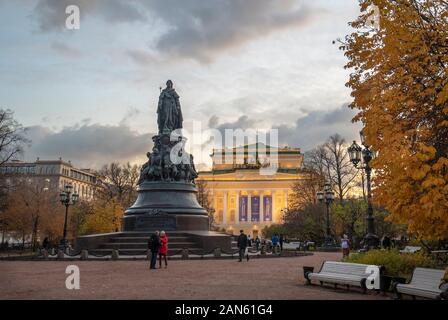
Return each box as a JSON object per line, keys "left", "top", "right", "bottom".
{"left": 157, "top": 88, "right": 183, "bottom": 134}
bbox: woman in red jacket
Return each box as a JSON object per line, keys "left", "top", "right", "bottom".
{"left": 158, "top": 231, "right": 168, "bottom": 268}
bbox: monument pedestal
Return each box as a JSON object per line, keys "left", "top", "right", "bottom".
{"left": 122, "top": 181, "right": 209, "bottom": 231}
{"left": 123, "top": 214, "right": 209, "bottom": 232}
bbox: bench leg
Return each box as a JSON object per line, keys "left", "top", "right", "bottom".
{"left": 346, "top": 285, "right": 350, "bottom": 291}
{"left": 320, "top": 281, "right": 323, "bottom": 286}
{"left": 334, "top": 284, "right": 338, "bottom": 289}
{"left": 361, "top": 279, "right": 367, "bottom": 294}
{"left": 304, "top": 272, "right": 312, "bottom": 285}
{"left": 392, "top": 284, "right": 402, "bottom": 300}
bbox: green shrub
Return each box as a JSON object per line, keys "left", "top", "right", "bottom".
{"left": 344, "top": 249, "right": 439, "bottom": 280}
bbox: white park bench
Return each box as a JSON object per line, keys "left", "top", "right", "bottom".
{"left": 305, "top": 261, "right": 380, "bottom": 293}
{"left": 399, "top": 246, "right": 421, "bottom": 253}
{"left": 394, "top": 267, "right": 446, "bottom": 300}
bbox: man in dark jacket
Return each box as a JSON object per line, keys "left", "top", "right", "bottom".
{"left": 148, "top": 231, "right": 161, "bottom": 269}
{"left": 42, "top": 237, "right": 49, "bottom": 250}
{"left": 382, "top": 235, "right": 391, "bottom": 250}
{"left": 237, "top": 230, "right": 249, "bottom": 262}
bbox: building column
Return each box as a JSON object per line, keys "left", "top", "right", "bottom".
{"left": 272, "top": 190, "right": 277, "bottom": 223}
{"left": 236, "top": 192, "right": 240, "bottom": 225}
{"left": 223, "top": 191, "right": 228, "bottom": 225}
{"left": 259, "top": 192, "right": 264, "bottom": 222}
{"left": 247, "top": 192, "right": 252, "bottom": 223}
{"left": 213, "top": 194, "right": 218, "bottom": 223}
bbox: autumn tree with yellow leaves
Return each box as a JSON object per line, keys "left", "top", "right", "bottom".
{"left": 2, "top": 178, "right": 64, "bottom": 248}
{"left": 76, "top": 198, "right": 123, "bottom": 235}
{"left": 70, "top": 162, "right": 139, "bottom": 236}
{"left": 343, "top": 0, "right": 448, "bottom": 239}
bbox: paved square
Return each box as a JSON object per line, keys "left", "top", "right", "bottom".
{"left": 0, "top": 252, "right": 388, "bottom": 299}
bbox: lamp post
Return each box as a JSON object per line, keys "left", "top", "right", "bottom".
{"left": 348, "top": 130, "right": 379, "bottom": 250}
{"left": 31, "top": 178, "right": 50, "bottom": 251}
{"left": 59, "top": 184, "right": 78, "bottom": 251}
{"left": 317, "top": 183, "right": 335, "bottom": 247}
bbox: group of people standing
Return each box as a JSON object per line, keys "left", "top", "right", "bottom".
{"left": 148, "top": 230, "right": 169, "bottom": 270}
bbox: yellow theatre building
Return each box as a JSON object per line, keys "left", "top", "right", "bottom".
{"left": 197, "top": 143, "right": 307, "bottom": 237}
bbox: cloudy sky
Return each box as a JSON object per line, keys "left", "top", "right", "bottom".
{"left": 0, "top": 0, "right": 362, "bottom": 169}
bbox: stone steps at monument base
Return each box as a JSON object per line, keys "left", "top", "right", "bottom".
{"left": 109, "top": 236, "right": 191, "bottom": 243}
{"left": 85, "top": 231, "right": 204, "bottom": 255}
{"left": 77, "top": 230, "right": 234, "bottom": 255}
{"left": 115, "top": 231, "right": 195, "bottom": 238}
{"left": 99, "top": 242, "right": 197, "bottom": 250}
{"left": 88, "top": 248, "right": 202, "bottom": 256}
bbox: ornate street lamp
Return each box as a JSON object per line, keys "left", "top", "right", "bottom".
{"left": 59, "top": 184, "right": 78, "bottom": 251}
{"left": 317, "top": 182, "right": 335, "bottom": 247}
{"left": 348, "top": 130, "right": 380, "bottom": 250}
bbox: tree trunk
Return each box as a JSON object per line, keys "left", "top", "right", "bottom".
{"left": 32, "top": 216, "right": 39, "bottom": 251}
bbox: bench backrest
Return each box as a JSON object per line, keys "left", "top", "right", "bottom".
{"left": 409, "top": 268, "right": 445, "bottom": 290}
{"left": 320, "top": 261, "right": 370, "bottom": 276}
{"left": 401, "top": 246, "right": 421, "bottom": 253}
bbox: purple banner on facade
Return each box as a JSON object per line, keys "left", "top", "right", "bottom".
{"left": 251, "top": 196, "right": 260, "bottom": 221}
{"left": 239, "top": 196, "right": 248, "bottom": 222}
{"left": 263, "top": 196, "right": 272, "bottom": 221}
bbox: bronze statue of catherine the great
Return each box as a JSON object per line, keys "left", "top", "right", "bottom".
{"left": 157, "top": 80, "right": 183, "bottom": 135}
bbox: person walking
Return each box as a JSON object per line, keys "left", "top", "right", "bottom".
{"left": 341, "top": 234, "right": 350, "bottom": 258}
{"left": 272, "top": 234, "right": 279, "bottom": 248}
{"left": 279, "top": 234, "right": 284, "bottom": 251}
{"left": 247, "top": 235, "right": 252, "bottom": 247}
{"left": 42, "top": 237, "right": 49, "bottom": 250}
{"left": 270, "top": 234, "right": 278, "bottom": 253}
{"left": 382, "top": 235, "right": 391, "bottom": 250}
{"left": 148, "top": 231, "right": 160, "bottom": 269}
{"left": 237, "top": 230, "right": 249, "bottom": 262}
{"left": 158, "top": 231, "right": 168, "bottom": 268}
{"left": 255, "top": 236, "right": 261, "bottom": 251}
